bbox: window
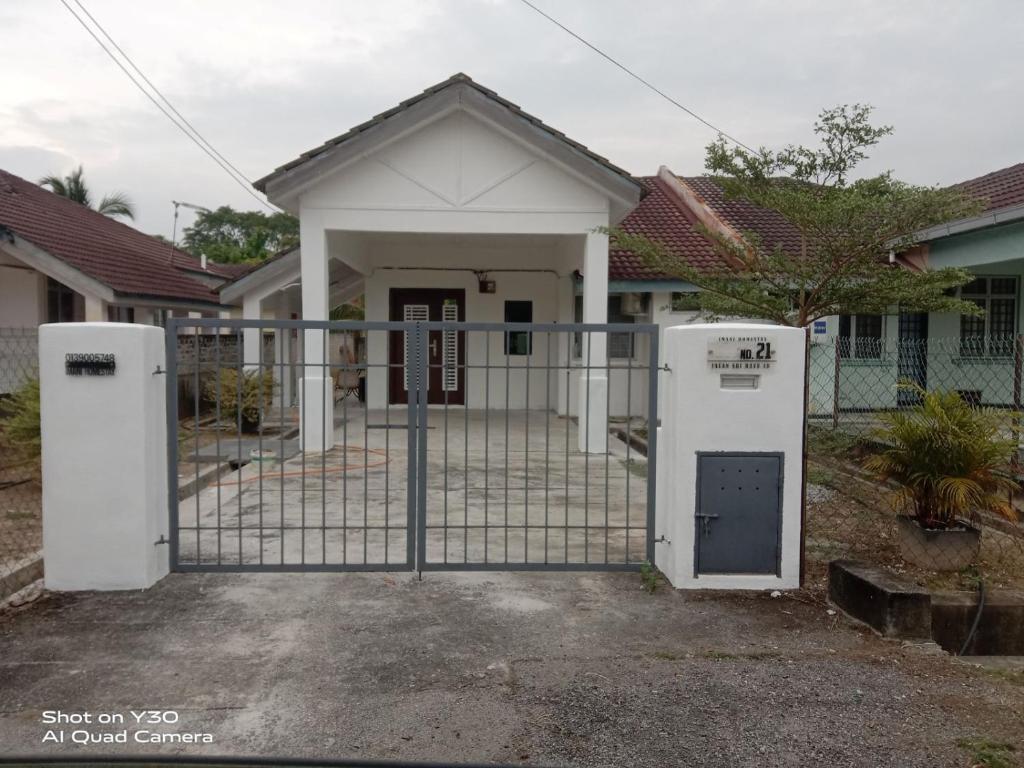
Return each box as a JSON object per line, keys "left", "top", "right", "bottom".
{"left": 838, "top": 314, "right": 884, "bottom": 359}
{"left": 670, "top": 291, "right": 701, "bottom": 312}
{"left": 504, "top": 300, "right": 532, "bottom": 355}
{"left": 607, "top": 295, "right": 635, "bottom": 358}
{"left": 959, "top": 277, "right": 1017, "bottom": 358}
{"left": 46, "top": 278, "right": 75, "bottom": 323}
{"left": 573, "top": 295, "right": 635, "bottom": 359}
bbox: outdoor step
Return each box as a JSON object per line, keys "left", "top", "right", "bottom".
{"left": 828, "top": 559, "right": 932, "bottom": 639}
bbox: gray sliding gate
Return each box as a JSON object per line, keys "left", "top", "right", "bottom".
{"left": 166, "top": 319, "right": 658, "bottom": 573}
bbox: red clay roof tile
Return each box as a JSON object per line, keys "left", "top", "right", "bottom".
{"left": 680, "top": 176, "right": 805, "bottom": 257}
{"left": 609, "top": 176, "right": 725, "bottom": 281}
{"left": 955, "top": 162, "right": 1024, "bottom": 214}
{"left": 0, "top": 168, "right": 225, "bottom": 306}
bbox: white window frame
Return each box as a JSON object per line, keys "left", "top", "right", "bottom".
{"left": 958, "top": 275, "right": 1018, "bottom": 359}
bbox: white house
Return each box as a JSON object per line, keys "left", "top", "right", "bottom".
{"left": 226, "top": 73, "right": 652, "bottom": 450}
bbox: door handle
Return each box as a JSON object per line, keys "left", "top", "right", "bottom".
{"left": 429, "top": 339, "right": 439, "bottom": 357}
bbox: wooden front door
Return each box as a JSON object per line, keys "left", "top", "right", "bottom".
{"left": 389, "top": 288, "right": 466, "bottom": 405}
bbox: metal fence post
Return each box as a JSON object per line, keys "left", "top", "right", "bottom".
{"left": 1012, "top": 333, "right": 1023, "bottom": 477}
{"left": 831, "top": 336, "right": 840, "bottom": 430}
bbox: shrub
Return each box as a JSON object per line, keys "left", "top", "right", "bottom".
{"left": 0, "top": 378, "right": 41, "bottom": 460}
{"left": 203, "top": 369, "right": 274, "bottom": 433}
{"left": 864, "top": 387, "right": 1019, "bottom": 529}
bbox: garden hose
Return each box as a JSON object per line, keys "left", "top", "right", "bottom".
{"left": 958, "top": 579, "right": 986, "bottom": 656}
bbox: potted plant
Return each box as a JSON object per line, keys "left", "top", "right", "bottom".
{"left": 863, "top": 387, "right": 1020, "bottom": 571}
{"left": 203, "top": 368, "right": 274, "bottom": 434}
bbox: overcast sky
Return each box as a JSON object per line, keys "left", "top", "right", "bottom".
{"left": 2, "top": 0, "right": 1021, "bottom": 239}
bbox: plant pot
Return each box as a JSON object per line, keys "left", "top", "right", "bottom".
{"left": 896, "top": 515, "right": 981, "bottom": 572}
{"left": 248, "top": 448, "right": 276, "bottom": 469}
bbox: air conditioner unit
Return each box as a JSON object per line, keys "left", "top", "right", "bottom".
{"left": 619, "top": 292, "right": 646, "bottom": 316}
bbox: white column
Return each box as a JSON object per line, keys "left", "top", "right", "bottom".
{"left": 299, "top": 219, "right": 334, "bottom": 451}
{"left": 39, "top": 322, "right": 169, "bottom": 590}
{"left": 578, "top": 231, "right": 608, "bottom": 453}
{"left": 554, "top": 274, "right": 574, "bottom": 417}
{"left": 83, "top": 294, "right": 106, "bottom": 322}
{"left": 242, "top": 293, "right": 262, "bottom": 371}
{"left": 654, "top": 323, "right": 805, "bottom": 590}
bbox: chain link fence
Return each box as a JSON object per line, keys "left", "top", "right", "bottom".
{"left": 0, "top": 328, "right": 42, "bottom": 600}
{"left": 805, "top": 334, "right": 1024, "bottom": 590}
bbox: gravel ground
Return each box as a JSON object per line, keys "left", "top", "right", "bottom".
{"left": 1, "top": 572, "right": 1022, "bottom": 767}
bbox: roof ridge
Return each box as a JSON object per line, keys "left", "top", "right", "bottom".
{"left": 657, "top": 169, "right": 748, "bottom": 246}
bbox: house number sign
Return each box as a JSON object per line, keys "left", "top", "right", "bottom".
{"left": 65, "top": 353, "right": 116, "bottom": 376}
{"left": 707, "top": 334, "right": 777, "bottom": 370}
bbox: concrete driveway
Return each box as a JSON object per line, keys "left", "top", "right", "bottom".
{"left": 1, "top": 572, "right": 1022, "bottom": 767}
{"left": 177, "top": 408, "right": 648, "bottom": 568}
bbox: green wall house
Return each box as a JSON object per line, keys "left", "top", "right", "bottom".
{"left": 810, "top": 162, "right": 1024, "bottom": 416}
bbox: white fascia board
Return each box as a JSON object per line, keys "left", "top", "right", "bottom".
{"left": 915, "top": 204, "right": 1024, "bottom": 242}
{"left": 0, "top": 234, "right": 115, "bottom": 303}
{"left": 219, "top": 249, "right": 302, "bottom": 304}
{"left": 263, "top": 89, "right": 463, "bottom": 208}
{"left": 457, "top": 87, "right": 640, "bottom": 218}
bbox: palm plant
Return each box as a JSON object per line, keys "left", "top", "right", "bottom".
{"left": 39, "top": 165, "right": 135, "bottom": 220}
{"left": 864, "top": 386, "right": 1020, "bottom": 529}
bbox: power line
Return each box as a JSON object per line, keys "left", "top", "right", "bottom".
{"left": 57, "top": 0, "right": 279, "bottom": 213}
{"left": 70, "top": 0, "right": 261, "bottom": 196}
{"left": 515, "top": 0, "right": 758, "bottom": 154}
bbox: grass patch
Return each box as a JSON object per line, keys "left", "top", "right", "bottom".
{"left": 957, "top": 737, "right": 1017, "bottom": 768}
{"left": 806, "top": 462, "right": 837, "bottom": 489}
{"left": 807, "top": 425, "right": 865, "bottom": 459}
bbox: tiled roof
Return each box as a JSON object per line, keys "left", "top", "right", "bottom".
{"left": 955, "top": 162, "right": 1024, "bottom": 213}
{"left": 0, "top": 168, "right": 224, "bottom": 305}
{"left": 256, "top": 73, "right": 641, "bottom": 193}
{"left": 609, "top": 176, "right": 724, "bottom": 280}
{"left": 680, "top": 176, "right": 805, "bottom": 257}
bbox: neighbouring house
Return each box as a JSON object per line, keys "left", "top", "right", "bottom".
{"left": 0, "top": 167, "right": 247, "bottom": 393}
{"left": 0, "top": 167, "right": 243, "bottom": 328}
{"left": 809, "top": 161, "right": 1024, "bottom": 415}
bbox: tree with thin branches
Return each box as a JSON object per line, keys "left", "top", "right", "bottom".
{"left": 605, "top": 104, "right": 984, "bottom": 327}
{"left": 39, "top": 165, "right": 135, "bottom": 220}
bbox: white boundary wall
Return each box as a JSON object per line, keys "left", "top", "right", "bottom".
{"left": 655, "top": 323, "right": 805, "bottom": 590}
{"left": 39, "top": 323, "right": 169, "bottom": 590}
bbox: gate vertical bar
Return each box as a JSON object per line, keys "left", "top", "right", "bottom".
{"left": 406, "top": 325, "right": 418, "bottom": 569}
{"left": 164, "top": 321, "right": 180, "bottom": 570}
{"left": 645, "top": 328, "right": 659, "bottom": 565}
{"left": 415, "top": 322, "right": 429, "bottom": 572}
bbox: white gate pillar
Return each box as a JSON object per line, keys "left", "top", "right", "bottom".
{"left": 578, "top": 231, "right": 608, "bottom": 453}
{"left": 299, "top": 218, "right": 334, "bottom": 451}
{"left": 39, "top": 322, "right": 169, "bottom": 590}
{"left": 654, "top": 323, "right": 805, "bottom": 590}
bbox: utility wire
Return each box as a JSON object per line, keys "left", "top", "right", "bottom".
{"left": 57, "top": 0, "right": 279, "bottom": 213}
{"left": 70, "top": 0, "right": 261, "bottom": 197}
{"left": 516, "top": 0, "right": 758, "bottom": 154}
